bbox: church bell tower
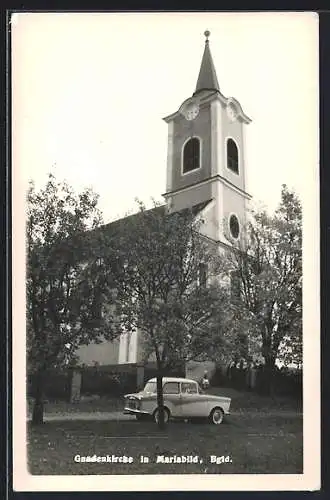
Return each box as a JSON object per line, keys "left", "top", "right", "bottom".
{"left": 163, "top": 30, "right": 252, "bottom": 246}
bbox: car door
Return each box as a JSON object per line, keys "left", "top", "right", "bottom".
{"left": 163, "top": 382, "right": 181, "bottom": 416}
{"left": 180, "top": 382, "right": 203, "bottom": 417}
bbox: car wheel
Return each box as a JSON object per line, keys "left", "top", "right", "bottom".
{"left": 209, "top": 407, "right": 224, "bottom": 425}
{"left": 153, "top": 407, "right": 170, "bottom": 425}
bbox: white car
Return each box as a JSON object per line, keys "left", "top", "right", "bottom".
{"left": 123, "top": 377, "right": 231, "bottom": 425}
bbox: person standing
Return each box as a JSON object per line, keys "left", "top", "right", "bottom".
{"left": 201, "top": 371, "right": 210, "bottom": 390}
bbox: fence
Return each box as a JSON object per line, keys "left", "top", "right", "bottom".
{"left": 80, "top": 364, "right": 138, "bottom": 397}
{"left": 27, "top": 362, "right": 186, "bottom": 401}
{"left": 211, "top": 364, "right": 302, "bottom": 398}
{"left": 27, "top": 369, "right": 73, "bottom": 401}
{"left": 27, "top": 363, "right": 301, "bottom": 401}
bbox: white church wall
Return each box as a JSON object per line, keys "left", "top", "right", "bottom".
{"left": 211, "top": 98, "right": 223, "bottom": 177}
{"left": 222, "top": 183, "right": 247, "bottom": 240}
{"left": 118, "top": 333, "right": 128, "bottom": 364}
{"left": 168, "top": 180, "right": 213, "bottom": 213}
{"left": 118, "top": 330, "right": 139, "bottom": 364}
{"left": 212, "top": 180, "right": 224, "bottom": 241}
{"left": 76, "top": 338, "right": 120, "bottom": 366}
{"left": 198, "top": 199, "right": 218, "bottom": 241}
{"left": 128, "top": 329, "right": 138, "bottom": 363}
{"left": 166, "top": 120, "right": 174, "bottom": 193}
{"left": 220, "top": 105, "right": 245, "bottom": 192}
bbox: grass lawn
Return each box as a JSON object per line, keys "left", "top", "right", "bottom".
{"left": 27, "top": 413, "right": 303, "bottom": 475}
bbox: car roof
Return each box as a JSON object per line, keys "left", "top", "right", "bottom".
{"left": 146, "top": 377, "right": 198, "bottom": 384}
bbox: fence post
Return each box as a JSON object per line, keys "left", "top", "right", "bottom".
{"left": 136, "top": 363, "right": 145, "bottom": 391}
{"left": 70, "top": 369, "right": 82, "bottom": 403}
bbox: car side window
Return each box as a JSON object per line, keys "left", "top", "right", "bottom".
{"left": 181, "top": 382, "right": 198, "bottom": 394}
{"left": 163, "top": 382, "right": 180, "bottom": 394}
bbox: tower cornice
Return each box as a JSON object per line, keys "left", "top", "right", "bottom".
{"left": 162, "top": 174, "right": 252, "bottom": 201}
{"left": 162, "top": 92, "right": 252, "bottom": 125}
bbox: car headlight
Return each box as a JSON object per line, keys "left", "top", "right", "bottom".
{"left": 127, "top": 398, "right": 141, "bottom": 410}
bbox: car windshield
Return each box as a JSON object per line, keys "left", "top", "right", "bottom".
{"left": 143, "top": 381, "right": 157, "bottom": 394}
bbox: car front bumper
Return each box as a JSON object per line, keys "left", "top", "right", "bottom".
{"left": 123, "top": 408, "right": 150, "bottom": 416}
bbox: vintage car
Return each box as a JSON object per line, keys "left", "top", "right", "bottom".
{"left": 123, "top": 377, "right": 231, "bottom": 425}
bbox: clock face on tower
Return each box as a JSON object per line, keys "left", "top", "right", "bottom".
{"left": 184, "top": 103, "right": 200, "bottom": 121}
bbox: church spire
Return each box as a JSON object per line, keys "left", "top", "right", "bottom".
{"left": 194, "top": 30, "right": 220, "bottom": 96}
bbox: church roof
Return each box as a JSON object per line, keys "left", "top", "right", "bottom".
{"left": 96, "top": 200, "right": 213, "bottom": 238}
{"left": 194, "top": 31, "right": 220, "bottom": 96}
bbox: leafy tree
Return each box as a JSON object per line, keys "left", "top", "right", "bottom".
{"left": 108, "top": 201, "right": 231, "bottom": 428}
{"left": 27, "top": 174, "right": 116, "bottom": 424}
{"left": 223, "top": 185, "right": 302, "bottom": 393}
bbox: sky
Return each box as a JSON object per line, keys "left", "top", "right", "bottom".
{"left": 12, "top": 12, "right": 319, "bottom": 224}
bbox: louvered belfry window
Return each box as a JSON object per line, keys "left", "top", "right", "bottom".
{"left": 227, "top": 138, "right": 239, "bottom": 174}
{"left": 183, "top": 137, "right": 200, "bottom": 173}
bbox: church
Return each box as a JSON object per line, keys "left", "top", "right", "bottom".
{"left": 75, "top": 31, "right": 252, "bottom": 384}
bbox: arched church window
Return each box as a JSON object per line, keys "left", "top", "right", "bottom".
{"left": 183, "top": 137, "right": 200, "bottom": 174}
{"left": 226, "top": 138, "right": 239, "bottom": 174}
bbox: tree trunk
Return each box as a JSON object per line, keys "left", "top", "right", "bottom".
{"left": 156, "top": 369, "right": 165, "bottom": 430}
{"left": 263, "top": 356, "right": 276, "bottom": 396}
{"left": 31, "top": 369, "right": 45, "bottom": 425}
